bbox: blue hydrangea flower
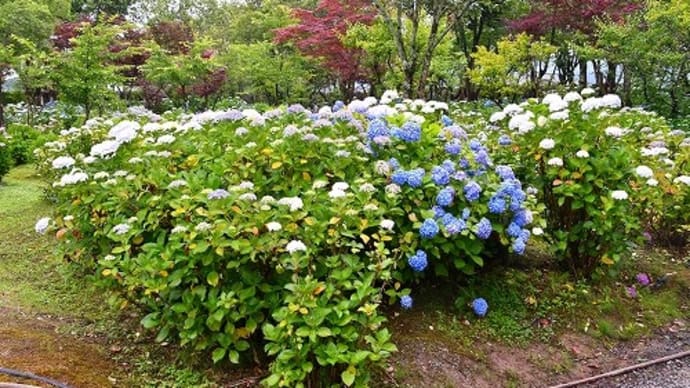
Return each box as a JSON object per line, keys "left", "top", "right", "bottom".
{"left": 513, "top": 209, "right": 532, "bottom": 227}
{"left": 441, "top": 159, "right": 455, "bottom": 174}
{"left": 442, "top": 115, "right": 453, "bottom": 127}
{"left": 507, "top": 222, "right": 522, "bottom": 238}
{"left": 488, "top": 196, "right": 506, "bottom": 214}
{"left": 333, "top": 100, "right": 345, "bottom": 112}
{"left": 441, "top": 213, "right": 457, "bottom": 227}
{"left": 462, "top": 208, "right": 471, "bottom": 220}
{"left": 436, "top": 187, "right": 455, "bottom": 207}
{"left": 446, "top": 218, "right": 466, "bottom": 235}
{"left": 208, "top": 189, "right": 230, "bottom": 200}
{"left": 389, "top": 158, "right": 400, "bottom": 170}
{"left": 407, "top": 168, "right": 425, "bottom": 188}
{"left": 399, "top": 121, "right": 422, "bottom": 142}
{"left": 408, "top": 250, "right": 428, "bottom": 272}
{"left": 420, "top": 218, "right": 439, "bottom": 239}
{"left": 400, "top": 295, "right": 413, "bottom": 309}
{"left": 474, "top": 150, "right": 491, "bottom": 167}
{"left": 459, "top": 158, "right": 470, "bottom": 169}
{"left": 520, "top": 229, "right": 531, "bottom": 241}
{"left": 472, "top": 298, "right": 489, "bottom": 317}
{"left": 392, "top": 170, "right": 408, "bottom": 185}
{"left": 495, "top": 165, "right": 515, "bottom": 181}
{"left": 432, "top": 206, "right": 447, "bottom": 219}
{"left": 453, "top": 171, "right": 468, "bottom": 182}
{"left": 498, "top": 135, "right": 512, "bottom": 146}
{"left": 445, "top": 140, "right": 461, "bottom": 155}
{"left": 512, "top": 238, "right": 526, "bottom": 255}
{"left": 367, "top": 119, "right": 389, "bottom": 140}
{"left": 431, "top": 166, "right": 451, "bottom": 185}
{"left": 469, "top": 139, "right": 482, "bottom": 152}
{"left": 475, "top": 218, "right": 492, "bottom": 239}
{"left": 463, "top": 181, "right": 482, "bottom": 202}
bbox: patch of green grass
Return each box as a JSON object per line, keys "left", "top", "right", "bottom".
{"left": 0, "top": 165, "right": 218, "bottom": 387}
{"left": 0, "top": 165, "right": 106, "bottom": 318}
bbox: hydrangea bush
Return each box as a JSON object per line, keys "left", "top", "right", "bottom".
{"left": 34, "top": 95, "right": 534, "bottom": 386}
{"left": 488, "top": 91, "right": 677, "bottom": 276}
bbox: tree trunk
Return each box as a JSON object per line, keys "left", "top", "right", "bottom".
{"left": 579, "top": 59, "right": 588, "bottom": 89}
{"left": 0, "top": 75, "right": 4, "bottom": 128}
{"left": 622, "top": 64, "right": 632, "bottom": 106}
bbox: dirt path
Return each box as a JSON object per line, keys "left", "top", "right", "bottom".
{"left": 0, "top": 166, "right": 119, "bottom": 387}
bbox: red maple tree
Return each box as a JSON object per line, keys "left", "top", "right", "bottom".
{"left": 274, "top": 0, "right": 375, "bottom": 98}
{"left": 508, "top": 0, "right": 642, "bottom": 36}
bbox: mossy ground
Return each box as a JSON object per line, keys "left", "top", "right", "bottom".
{"left": 1, "top": 165, "right": 688, "bottom": 387}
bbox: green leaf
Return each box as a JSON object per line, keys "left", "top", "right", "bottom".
{"left": 212, "top": 347, "right": 226, "bottom": 363}
{"left": 341, "top": 365, "right": 356, "bottom": 386}
{"left": 207, "top": 271, "right": 219, "bottom": 287}
{"left": 141, "top": 312, "right": 160, "bottom": 329}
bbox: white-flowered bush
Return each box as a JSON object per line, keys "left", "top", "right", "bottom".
{"left": 33, "top": 94, "right": 535, "bottom": 386}
{"left": 487, "top": 91, "right": 680, "bottom": 276}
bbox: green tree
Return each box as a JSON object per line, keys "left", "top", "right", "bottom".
{"left": 53, "top": 22, "right": 126, "bottom": 120}
{"left": 469, "top": 33, "right": 556, "bottom": 104}
{"left": 0, "top": 0, "right": 69, "bottom": 126}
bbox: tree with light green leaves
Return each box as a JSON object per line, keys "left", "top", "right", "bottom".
{"left": 0, "top": 0, "right": 69, "bottom": 127}
{"left": 469, "top": 33, "right": 556, "bottom": 104}
{"left": 53, "top": 22, "right": 126, "bottom": 120}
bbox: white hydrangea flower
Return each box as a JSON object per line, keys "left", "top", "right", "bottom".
{"left": 380, "top": 219, "right": 395, "bottom": 230}
{"left": 581, "top": 87, "right": 596, "bottom": 96}
{"left": 35, "top": 217, "right": 51, "bottom": 234}
{"left": 286, "top": 240, "right": 307, "bottom": 254}
{"left": 278, "top": 197, "right": 303, "bottom": 211}
{"left": 646, "top": 178, "right": 659, "bottom": 187}
{"left": 260, "top": 195, "right": 276, "bottom": 204}
{"left": 611, "top": 190, "right": 629, "bottom": 200}
{"left": 332, "top": 182, "right": 349, "bottom": 191}
{"left": 359, "top": 183, "right": 376, "bottom": 193}
{"left": 266, "top": 222, "right": 282, "bottom": 232}
{"left": 635, "top": 165, "right": 654, "bottom": 179}
{"left": 374, "top": 160, "right": 391, "bottom": 176}
{"left": 328, "top": 189, "right": 347, "bottom": 199}
{"left": 167, "top": 180, "right": 187, "bottom": 189}
{"left": 239, "top": 193, "right": 257, "bottom": 201}
{"left": 674, "top": 175, "right": 690, "bottom": 186}
{"left": 385, "top": 184, "right": 401, "bottom": 195}
{"left": 605, "top": 126, "right": 626, "bottom": 138}
{"left": 563, "top": 92, "right": 582, "bottom": 102}
{"left": 549, "top": 110, "right": 569, "bottom": 121}
{"left": 156, "top": 134, "right": 176, "bottom": 144}
{"left": 58, "top": 170, "right": 89, "bottom": 186}
{"left": 171, "top": 226, "right": 188, "bottom": 234}
{"left": 489, "top": 111, "right": 506, "bottom": 123}
{"left": 539, "top": 138, "right": 555, "bottom": 150}
{"left": 576, "top": 150, "right": 590, "bottom": 158}
{"left": 112, "top": 223, "right": 131, "bottom": 235}
{"left": 195, "top": 222, "right": 213, "bottom": 232}
{"left": 547, "top": 157, "right": 564, "bottom": 167}
{"left": 312, "top": 180, "right": 328, "bottom": 189}
{"left": 531, "top": 227, "right": 544, "bottom": 236}
{"left": 52, "top": 156, "right": 76, "bottom": 169}
{"left": 90, "top": 140, "right": 120, "bottom": 158}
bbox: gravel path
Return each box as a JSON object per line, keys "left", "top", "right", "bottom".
{"left": 582, "top": 355, "right": 690, "bottom": 388}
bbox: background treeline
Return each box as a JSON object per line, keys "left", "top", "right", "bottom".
{"left": 1, "top": 0, "right": 689, "bottom": 127}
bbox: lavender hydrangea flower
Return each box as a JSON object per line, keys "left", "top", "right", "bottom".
{"left": 445, "top": 140, "right": 461, "bottom": 155}
{"left": 498, "top": 135, "right": 512, "bottom": 146}
{"left": 636, "top": 273, "right": 651, "bottom": 286}
{"left": 208, "top": 189, "right": 230, "bottom": 200}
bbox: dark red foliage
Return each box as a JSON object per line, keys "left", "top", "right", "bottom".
{"left": 110, "top": 29, "right": 151, "bottom": 78}
{"left": 149, "top": 20, "right": 194, "bottom": 54}
{"left": 138, "top": 78, "right": 167, "bottom": 110}
{"left": 274, "top": 0, "right": 375, "bottom": 85}
{"left": 191, "top": 67, "right": 228, "bottom": 98}
{"left": 508, "top": 0, "right": 642, "bottom": 36}
{"left": 51, "top": 16, "right": 93, "bottom": 50}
